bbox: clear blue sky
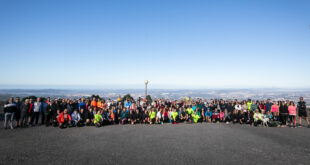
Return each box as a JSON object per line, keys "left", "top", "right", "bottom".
{"left": 0, "top": 0, "right": 309, "bottom": 89}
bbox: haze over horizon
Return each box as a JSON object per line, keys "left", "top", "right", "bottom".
{"left": 1, "top": 0, "right": 309, "bottom": 89}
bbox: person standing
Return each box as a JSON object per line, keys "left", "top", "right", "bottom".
{"left": 19, "top": 99, "right": 30, "bottom": 127}
{"left": 297, "top": 97, "right": 310, "bottom": 128}
{"left": 279, "top": 101, "right": 288, "bottom": 127}
{"left": 288, "top": 101, "right": 297, "bottom": 128}
{"left": 15, "top": 97, "right": 22, "bottom": 127}
{"left": 31, "top": 97, "right": 42, "bottom": 126}
{"left": 4, "top": 97, "right": 17, "bottom": 129}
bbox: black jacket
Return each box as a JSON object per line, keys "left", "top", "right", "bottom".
{"left": 4, "top": 102, "right": 17, "bottom": 113}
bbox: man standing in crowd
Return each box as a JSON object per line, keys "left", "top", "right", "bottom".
{"left": 31, "top": 97, "right": 42, "bottom": 126}
{"left": 15, "top": 97, "right": 22, "bottom": 127}
{"left": 297, "top": 97, "right": 310, "bottom": 128}
{"left": 4, "top": 97, "right": 17, "bottom": 129}
{"left": 265, "top": 99, "right": 272, "bottom": 112}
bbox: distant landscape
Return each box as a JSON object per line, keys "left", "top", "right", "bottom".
{"left": 0, "top": 88, "right": 309, "bottom": 103}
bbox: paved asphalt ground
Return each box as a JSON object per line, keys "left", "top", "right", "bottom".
{"left": 0, "top": 123, "right": 309, "bottom": 165}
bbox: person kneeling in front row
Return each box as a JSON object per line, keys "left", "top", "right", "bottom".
{"left": 57, "top": 109, "right": 71, "bottom": 129}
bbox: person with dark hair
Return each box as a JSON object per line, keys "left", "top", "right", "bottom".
{"left": 265, "top": 99, "right": 272, "bottom": 112}
{"left": 4, "top": 97, "right": 17, "bottom": 129}
{"left": 279, "top": 101, "right": 288, "bottom": 127}
{"left": 93, "top": 110, "right": 103, "bottom": 127}
{"left": 19, "top": 99, "right": 30, "bottom": 127}
{"left": 120, "top": 108, "right": 128, "bottom": 125}
{"left": 288, "top": 101, "right": 297, "bottom": 128}
{"left": 45, "top": 101, "right": 53, "bottom": 127}
{"left": 30, "top": 97, "right": 42, "bottom": 126}
{"left": 57, "top": 109, "right": 71, "bottom": 129}
{"left": 15, "top": 97, "right": 22, "bottom": 127}
{"left": 231, "top": 110, "right": 239, "bottom": 124}
{"left": 297, "top": 97, "right": 310, "bottom": 128}
{"left": 253, "top": 109, "right": 263, "bottom": 127}
{"left": 71, "top": 109, "right": 81, "bottom": 127}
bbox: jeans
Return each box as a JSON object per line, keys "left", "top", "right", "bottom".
{"left": 4, "top": 112, "right": 15, "bottom": 129}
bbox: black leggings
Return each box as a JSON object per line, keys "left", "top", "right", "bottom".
{"left": 280, "top": 113, "right": 288, "bottom": 125}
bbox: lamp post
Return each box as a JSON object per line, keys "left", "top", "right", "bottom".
{"left": 144, "top": 80, "right": 149, "bottom": 97}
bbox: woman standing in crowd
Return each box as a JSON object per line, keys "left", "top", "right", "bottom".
{"left": 288, "top": 101, "right": 297, "bottom": 128}
{"left": 279, "top": 101, "right": 288, "bottom": 127}
{"left": 271, "top": 101, "right": 279, "bottom": 121}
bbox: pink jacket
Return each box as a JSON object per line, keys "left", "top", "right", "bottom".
{"left": 219, "top": 112, "right": 224, "bottom": 119}
{"left": 288, "top": 105, "right": 296, "bottom": 115}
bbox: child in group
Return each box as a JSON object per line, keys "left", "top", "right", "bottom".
{"left": 205, "top": 108, "right": 212, "bottom": 123}
{"left": 94, "top": 110, "right": 103, "bottom": 127}
{"left": 288, "top": 101, "right": 296, "bottom": 128}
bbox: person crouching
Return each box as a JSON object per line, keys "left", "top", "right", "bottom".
{"left": 94, "top": 110, "right": 103, "bottom": 127}
{"left": 57, "top": 109, "right": 71, "bottom": 129}
{"left": 71, "top": 109, "right": 81, "bottom": 127}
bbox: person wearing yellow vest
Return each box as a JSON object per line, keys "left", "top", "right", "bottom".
{"left": 186, "top": 106, "right": 194, "bottom": 123}
{"left": 192, "top": 111, "right": 200, "bottom": 123}
{"left": 171, "top": 108, "right": 178, "bottom": 124}
{"left": 149, "top": 108, "right": 156, "bottom": 124}
{"left": 247, "top": 99, "right": 252, "bottom": 111}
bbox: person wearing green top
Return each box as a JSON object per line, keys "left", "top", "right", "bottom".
{"left": 149, "top": 108, "right": 156, "bottom": 124}
{"left": 247, "top": 99, "right": 253, "bottom": 111}
{"left": 192, "top": 111, "right": 200, "bottom": 123}
{"left": 94, "top": 110, "right": 103, "bottom": 127}
{"left": 186, "top": 106, "right": 194, "bottom": 123}
{"left": 171, "top": 109, "right": 178, "bottom": 124}
{"left": 253, "top": 110, "right": 262, "bottom": 126}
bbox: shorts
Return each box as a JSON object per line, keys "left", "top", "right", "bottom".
{"left": 298, "top": 110, "right": 308, "bottom": 117}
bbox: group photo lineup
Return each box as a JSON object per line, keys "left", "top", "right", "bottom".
{"left": 3, "top": 96, "right": 310, "bottom": 129}
{"left": 1, "top": 0, "right": 309, "bottom": 164}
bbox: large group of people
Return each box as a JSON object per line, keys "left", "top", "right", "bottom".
{"left": 3, "top": 95, "right": 310, "bottom": 129}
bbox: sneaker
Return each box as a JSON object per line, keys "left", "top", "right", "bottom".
{"left": 307, "top": 125, "right": 310, "bottom": 128}
{"left": 226, "top": 121, "right": 229, "bottom": 124}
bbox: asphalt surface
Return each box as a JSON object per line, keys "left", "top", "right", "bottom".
{"left": 0, "top": 123, "right": 309, "bottom": 165}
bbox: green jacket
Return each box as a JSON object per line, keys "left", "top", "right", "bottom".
{"left": 94, "top": 114, "right": 102, "bottom": 124}
{"left": 192, "top": 114, "right": 200, "bottom": 123}
{"left": 171, "top": 112, "right": 178, "bottom": 120}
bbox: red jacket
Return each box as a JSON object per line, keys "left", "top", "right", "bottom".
{"left": 57, "top": 112, "right": 71, "bottom": 123}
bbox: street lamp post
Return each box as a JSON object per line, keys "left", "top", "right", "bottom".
{"left": 144, "top": 80, "right": 149, "bottom": 97}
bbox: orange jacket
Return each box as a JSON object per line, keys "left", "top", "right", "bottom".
{"left": 91, "top": 101, "right": 97, "bottom": 108}
{"left": 57, "top": 112, "right": 72, "bottom": 123}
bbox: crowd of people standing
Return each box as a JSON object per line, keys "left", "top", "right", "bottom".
{"left": 3, "top": 95, "right": 310, "bottom": 129}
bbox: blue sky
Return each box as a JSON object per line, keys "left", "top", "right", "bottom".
{"left": 0, "top": 0, "right": 309, "bottom": 89}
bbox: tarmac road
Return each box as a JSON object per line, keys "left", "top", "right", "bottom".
{"left": 0, "top": 123, "right": 309, "bottom": 165}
